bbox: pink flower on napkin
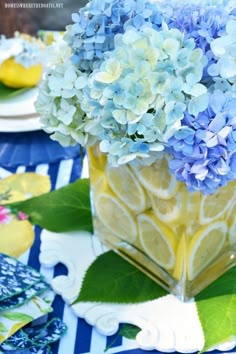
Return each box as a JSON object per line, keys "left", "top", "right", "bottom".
{"left": 18, "top": 211, "right": 29, "bottom": 220}
{"left": 0, "top": 206, "right": 12, "bottom": 224}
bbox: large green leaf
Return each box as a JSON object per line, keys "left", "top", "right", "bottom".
{"left": 196, "top": 267, "right": 236, "bottom": 352}
{"left": 0, "top": 82, "right": 29, "bottom": 99}
{"left": 75, "top": 250, "right": 167, "bottom": 304}
{"left": 9, "top": 178, "right": 93, "bottom": 233}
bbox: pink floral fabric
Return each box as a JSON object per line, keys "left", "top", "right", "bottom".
{"left": 0, "top": 206, "right": 12, "bottom": 224}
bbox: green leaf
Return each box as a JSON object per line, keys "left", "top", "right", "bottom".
{"left": 196, "top": 267, "right": 236, "bottom": 352}
{"left": 2, "top": 313, "right": 33, "bottom": 322}
{"left": 119, "top": 324, "right": 141, "bottom": 339}
{"left": 75, "top": 250, "right": 167, "bottom": 304}
{"left": 0, "top": 82, "right": 29, "bottom": 99}
{"left": 9, "top": 178, "right": 93, "bottom": 233}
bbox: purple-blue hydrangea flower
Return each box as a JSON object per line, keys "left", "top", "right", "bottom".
{"left": 162, "top": 2, "right": 230, "bottom": 51}
{"left": 160, "top": 2, "right": 232, "bottom": 81}
{"left": 65, "top": 0, "right": 163, "bottom": 72}
{"left": 168, "top": 89, "right": 236, "bottom": 194}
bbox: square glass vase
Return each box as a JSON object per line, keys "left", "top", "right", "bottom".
{"left": 87, "top": 144, "right": 236, "bottom": 301}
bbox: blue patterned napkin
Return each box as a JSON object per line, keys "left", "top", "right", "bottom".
{"left": 0, "top": 254, "right": 67, "bottom": 352}
{"left": 0, "top": 254, "right": 43, "bottom": 302}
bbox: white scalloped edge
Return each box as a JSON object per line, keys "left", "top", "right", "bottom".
{"left": 39, "top": 230, "right": 236, "bottom": 353}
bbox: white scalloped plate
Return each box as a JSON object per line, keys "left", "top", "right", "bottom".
{"left": 39, "top": 230, "right": 236, "bottom": 353}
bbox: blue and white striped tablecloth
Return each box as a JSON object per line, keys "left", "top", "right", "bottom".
{"left": 0, "top": 130, "right": 152, "bottom": 354}
{"left": 0, "top": 131, "right": 229, "bottom": 354}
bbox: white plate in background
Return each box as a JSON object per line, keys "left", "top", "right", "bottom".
{"left": 0, "top": 87, "right": 38, "bottom": 117}
{"left": 0, "top": 114, "right": 41, "bottom": 132}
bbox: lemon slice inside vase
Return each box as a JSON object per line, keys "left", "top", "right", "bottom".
{"left": 106, "top": 164, "right": 147, "bottom": 214}
{"left": 149, "top": 185, "right": 186, "bottom": 224}
{"left": 94, "top": 192, "right": 137, "bottom": 243}
{"left": 138, "top": 212, "right": 177, "bottom": 269}
{"left": 187, "top": 221, "right": 227, "bottom": 281}
{"left": 133, "top": 155, "right": 181, "bottom": 199}
{"left": 199, "top": 182, "right": 236, "bottom": 224}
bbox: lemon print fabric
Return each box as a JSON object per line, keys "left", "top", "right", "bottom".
{"left": 0, "top": 219, "right": 34, "bottom": 259}
{"left": 0, "top": 173, "right": 51, "bottom": 258}
{"left": 88, "top": 144, "right": 236, "bottom": 297}
{"left": 0, "top": 173, "right": 51, "bottom": 203}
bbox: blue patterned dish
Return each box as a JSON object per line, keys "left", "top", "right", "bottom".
{"left": 0, "top": 130, "right": 82, "bottom": 168}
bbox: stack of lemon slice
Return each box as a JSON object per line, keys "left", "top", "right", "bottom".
{"left": 88, "top": 146, "right": 236, "bottom": 285}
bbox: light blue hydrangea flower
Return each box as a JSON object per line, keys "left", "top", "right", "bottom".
{"left": 35, "top": 43, "right": 94, "bottom": 147}
{"left": 81, "top": 25, "right": 207, "bottom": 164}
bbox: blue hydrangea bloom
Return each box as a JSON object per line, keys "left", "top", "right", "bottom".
{"left": 168, "top": 89, "right": 236, "bottom": 194}
{"left": 65, "top": 0, "right": 163, "bottom": 72}
{"left": 36, "top": 0, "right": 236, "bottom": 195}
{"left": 159, "top": 1, "right": 233, "bottom": 82}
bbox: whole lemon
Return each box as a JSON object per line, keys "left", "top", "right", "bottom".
{"left": 0, "top": 57, "right": 43, "bottom": 88}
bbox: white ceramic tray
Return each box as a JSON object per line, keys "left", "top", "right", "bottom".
{"left": 39, "top": 230, "right": 236, "bottom": 353}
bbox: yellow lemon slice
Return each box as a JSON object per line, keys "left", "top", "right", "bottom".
{"left": 106, "top": 164, "right": 146, "bottom": 213}
{"left": 172, "top": 232, "right": 187, "bottom": 281}
{"left": 227, "top": 202, "right": 236, "bottom": 245}
{"left": 134, "top": 155, "right": 180, "bottom": 199}
{"left": 187, "top": 221, "right": 227, "bottom": 281}
{"left": 186, "top": 190, "right": 201, "bottom": 221}
{"left": 0, "top": 219, "right": 34, "bottom": 258}
{"left": 94, "top": 192, "right": 137, "bottom": 242}
{"left": 149, "top": 186, "right": 186, "bottom": 224}
{"left": 87, "top": 145, "right": 107, "bottom": 185}
{"left": 87, "top": 144, "right": 107, "bottom": 171}
{"left": 138, "top": 213, "right": 177, "bottom": 269}
{"left": 186, "top": 221, "right": 202, "bottom": 238}
{"left": 199, "top": 182, "right": 236, "bottom": 224}
{"left": 229, "top": 220, "right": 236, "bottom": 245}
{"left": 0, "top": 58, "right": 42, "bottom": 88}
{"left": 227, "top": 201, "right": 236, "bottom": 223}
{"left": 0, "top": 173, "right": 51, "bottom": 203}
